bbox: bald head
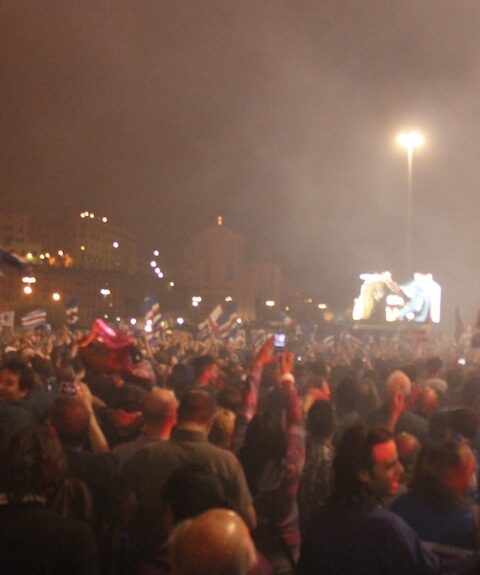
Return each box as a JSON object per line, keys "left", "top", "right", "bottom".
{"left": 386, "top": 370, "right": 412, "bottom": 400}
{"left": 169, "top": 509, "right": 256, "bottom": 575}
{"left": 143, "top": 388, "right": 178, "bottom": 423}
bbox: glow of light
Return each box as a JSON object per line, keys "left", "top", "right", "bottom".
{"left": 265, "top": 300, "right": 275, "bottom": 307}
{"left": 317, "top": 303, "right": 327, "bottom": 310}
{"left": 116, "top": 317, "right": 121, "bottom": 322}
{"left": 146, "top": 319, "right": 152, "bottom": 326}
{"left": 150, "top": 261, "right": 157, "bottom": 268}
{"left": 26, "top": 252, "right": 33, "bottom": 259}
{"left": 225, "top": 296, "right": 233, "bottom": 302}
{"left": 285, "top": 306, "right": 290, "bottom": 311}
{"left": 85, "top": 211, "right": 89, "bottom": 217}
{"left": 176, "top": 317, "right": 184, "bottom": 325}
{"left": 305, "top": 298, "right": 313, "bottom": 304}
{"left": 113, "top": 242, "right": 119, "bottom": 248}
{"left": 236, "top": 318, "right": 242, "bottom": 324}
{"left": 192, "top": 301, "right": 199, "bottom": 307}
{"left": 130, "top": 318, "right": 137, "bottom": 326}
{"left": 397, "top": 131, "right": 424, "bottom": 151}
{"left": 104, "top": 314, "right": 109, "bottom": 319}
{"left": 89, "top": 213, "right": 95, "bottom": 219}
{"left": 58, "top": 250, "right": 64, "bottom": 256}
{"left": 217, "top": 215, "right": 223, "bottom": 226}
{"left": 157, "top": 272, "right": 164, "bottom": 279}
{"left": 100, "top": 288, "right": 111, "bottom": 296}
{"left": 45, "top": 252, "right": 50, "bottom": 258}
{"left": 153, "top": 250, "right": 159, "bottom": 257}
{"left": 144, "top": 324, "right": 152, "bottom": 333}
{"left": 102, "top": 217, "right": 108, "bottom": 223}
{"left": 169, "top": 281, "right": 174, "bottom": 287}
{"left": 80, "top": 245, "right": 86, "bottom": 251}
{"left": 23, "top": 285, "right": 33, "bottom": 295}
{"left": 52, "top": 292, "right": 61, "bottom": 302}
{"left": 386, "top": 294, "right": 405, "bottom": 306}
{"left": 80, "top": 212, "right": 86, "bottom": 218}
{"left": 39, "top": 254, "right": 45, "bottom": 260}
{"left": 192, "top": 296, "right": 202, "bottom": 303}
{"left": 22, "top": 276, "right": 36, "bottom": 284}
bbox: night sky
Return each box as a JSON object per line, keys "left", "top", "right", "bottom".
{"left": 3, "top": 1, "right": 480, "bottom": 326}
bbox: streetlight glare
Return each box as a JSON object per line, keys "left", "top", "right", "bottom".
{"left": 397, "top": 131, "right": 424, "bottom": 150}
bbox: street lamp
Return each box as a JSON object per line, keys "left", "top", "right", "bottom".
{"left": 397, "top": 130, "right": 424, "bottom": 274}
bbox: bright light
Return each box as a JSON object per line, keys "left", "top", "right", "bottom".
{"left": 116, "top": 317, "right": 121, "bottom": 322}
{"left": 317, "top": 303, "right": 327, "bottom": 310}
{"left": 192, "top": 296, "right": 202, "bottom": 303}
{"left": 397, "top": 131, "right": 424, "bottom": 150}
{"left": 169, "top": 281, "right": 174, "bottom": 287}
{"left": 154, "top": 267, "right": 161, "bottom": 274}
{"left": 113, "top": 242, "right": 119, "bottom": 248}
{"left": 157, "top": 272, "right": 164, "bottom": 279}
{"left": 130, "top": 318, "right": 137, "bottom": 326}
{"left": 144, "top": 324, "right": 152, "bottom": 333}
{"left": 225, "top": 296, "right": 233, "bottom": 302}
{"left": 150, "top": 261, "right": 157, "bottom": 268}
{"left": 236, "top": 317, "right": 242, "bottom": 324}
{"left": 192, "top": 301, "right": 199, "bottom": 307}
{"left": 23, "top": 285, "right": 33, "bottom": 295}
{"left": 146, "top": 319, "right": 152, "bottom": 326}
{"left": 265, "top": 300, "right": 275, "bottom": 307}
{"left": 80, "top": 212, "right": 86, "bottom": 218}
{"left": 39, "top": 254, "right": 45, "bottom": 260}
{"left": 58, "top": 250, "right": 64, "bottom": 256}
{"left": 89, "top": 213, "right": 95, "bottom": 219}
{"left": 100, "top": 288, "right": 111, "bottom": 296}
{"left": 26, "top": 252, "right": 33, "bottom": 259}
{"left": 102, "top": 217, "right": 108, "bottom": 223}
{"left": 80, "top": 245, "right": 86, "bottom": 251}
{"left": 52, "top": 292, "right": 61, "bottom": 302}
{"left": 45, "top": 252, "right": 50, "bottom": 258}
{"left": 176, "top": 317, "right": 184, "bottom": 325}
{"left": 22, "top": 276, "right": 36, "bottom": 284}
{"left": 153, "top": 250, "right": 159, "bottom": 257}
{"left": 285, "top": 306, "right": 290, "bottom": 311}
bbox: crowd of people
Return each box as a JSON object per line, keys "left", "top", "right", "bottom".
{"left": 2, "top": 319, "right": 480, "bottom": 574}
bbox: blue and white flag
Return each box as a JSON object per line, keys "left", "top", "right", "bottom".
{"left": 21, "top": 308, "right": 47, "bottom": 329}
{"left": 142, "top": 297, "right": 162, "bottom": 340}
{"left": 0, "top": 311, "right": 15, "bottom": 328}
{"left": 198, "top": 302, "right": 239, "bottom": 340}
{"left": 65, "top": 296, "right": 79, "bottom": 326}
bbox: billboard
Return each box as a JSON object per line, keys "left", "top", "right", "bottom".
{"left": 353, "top": 272, "right": 441, "bottom": 324}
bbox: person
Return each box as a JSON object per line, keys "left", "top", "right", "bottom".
{"left": 0, "top": 358, "right": 51, "bottom": 439}
{"left": 0, "top": 424, "right": 99, "bottom": 575}
{"left": 124, "top": 389, "right": 255, "bottom": 562}
{"left": 190, "top": 354, "right": 219, "bottom": 397}
{"left": 169, "top": 509, "right": 257, "bottom": 575}
{"left": 365, "top": 370, "right": 428, "bottom": 445}
{"left": 391, "top": 441, "right": 479, "bottom": 551}
{"left": 297, "top": 400, "right": 335, "bottom": 534}
{"left": 112, "top": 388, "right": 178, "bottom": 469}
{"left": 239, "top": 352, "right": 304, "bottom": 575}
{"left": 425, "top": 356, "right": 448, "bottom": 399}
{"left": 297, "top": 423, "right": 479, "bottom": 575}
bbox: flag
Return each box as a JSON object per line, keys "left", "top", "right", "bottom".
{"left": 0, "top": 311, "right": 14, "bottom": 328}
{"left": 0, "top": 248, "right": 32, "bottom": 275}
{"left": 198, "top": 302, "right": 239, "bottom": 340}
{"left": 142, "top": 297, "right": 162, "bottom": 340}
{"left": 65, "top": 296, "right": 79, "bottom": 326}
{"left": 21, "top": 308, "right": 47, "bottom": 329}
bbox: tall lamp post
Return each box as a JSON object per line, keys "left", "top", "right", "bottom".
{"left": 397, "top": 131, "right": 424, "bottom": 274}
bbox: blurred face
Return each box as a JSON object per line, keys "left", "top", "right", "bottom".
{"left": 444, "top": 446, "right": 477, "bottom": 494}
{"left": 361, "top": 439, "right": 404, "bottom": 497}
{"left": 0, "top": 369, "right": 27, "bottom": 403}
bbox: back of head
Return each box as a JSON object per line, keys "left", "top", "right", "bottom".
{"left": 142, "top": 388, "right": 177, "bottom": 425}
{"left": 169, "top": 509, "right": 256, "bottom": 575}
{"left": 191, "top": 354, "right": 216, "bottom": 380}
{"left": 426, "top": 356, "right": 443, "bottom": 376}
{"left": 1, "top": 358, "right": 36, "bottom": 394}
{"left": 448, "top": 406, "right": 480, "bottom": 441}
{"left": 178, "top": 390, "right": 217, "bottom": 426}
{"left": 385, "top": 370, "right": 411, "bottom": 400}
{"left": 49, "top": 395, "right": 90, "bottom": 448}
{"left": 307, "top": 400, "right": 335, "bottom": 441}
{"left": 5, "top": 424, "right": 66, "bottom": 503}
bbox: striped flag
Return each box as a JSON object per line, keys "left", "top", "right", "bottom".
{"left": 198, "top": 302, "right": 239, "bottom": 340}
{"left": 21, "top": 308, "right": 47, "bottom": 329}
{"left": 0, "top": 248, "right": 32, "bottom": 275}
{"left": 65, "top": 296, "right": 79, "bottom": 326}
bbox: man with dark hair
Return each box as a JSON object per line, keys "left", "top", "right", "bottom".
{"left": 125, "top": 389, "right": 255, "bottom": 562}
{"left": 298, "top": 423, "right": 479, "bottom": 575}
{"left": 0, "top": 359, "right": 52, "bottom": 439}
{"left": 425, "top": 356, "right": 448, "bottom": 398}
{"left": 190, "top": 354, "right": 219, "bottom": 396}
